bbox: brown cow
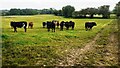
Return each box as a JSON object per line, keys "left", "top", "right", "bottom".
{"left": 52, "top": 20, "right": 59, "bottom": 28}
{"left": 28, "top": 22, "right": 33, "bottom": 29}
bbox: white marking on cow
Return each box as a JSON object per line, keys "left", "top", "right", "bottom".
{"left": 23, "top": 23, "right": 25, "bottom": 27}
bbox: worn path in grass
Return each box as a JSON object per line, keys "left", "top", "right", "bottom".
{"left": 58, "top": 27, "right": 103, "bottom": 66}
{"left": 58, "top": 20, "right": 118, "bottom": 66}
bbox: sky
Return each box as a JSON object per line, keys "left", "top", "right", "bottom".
{"left": 0, "top": 0, "right": 119, "bottom": 11}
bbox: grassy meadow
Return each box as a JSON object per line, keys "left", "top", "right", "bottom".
{"left": 1, "top": 14, "right": 118, "bottom": 66}
{"left": 2, "top": 15, "right": 112, "bottom": 46}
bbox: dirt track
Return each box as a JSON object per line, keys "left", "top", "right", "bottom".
{"left": 58, "top": 20, "right": 119, "bottom": 66}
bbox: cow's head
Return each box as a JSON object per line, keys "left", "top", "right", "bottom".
{"left": 92, "top": 22, "right": 97, "bottom": 26}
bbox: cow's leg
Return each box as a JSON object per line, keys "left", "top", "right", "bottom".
{"left": 85, "top": 27, "right": 88, "bottom": 31}
{"left": 54, "top": 28, "right": 55, "bottom": 32}
{"left": 15, "top": 27, "right": 17, "bottom": 32}
{"left": 67, "top": 27, "right": 69, "bottom": 30}
{"left": 13, "top": 28, "right": 15, "bottom": 32}
{"left": 28, "top": 24, "right": 30, "bottom": 29}
{"left": 31, "top": 25, "right": 33, "bottom": 29}
{"left": 43, "top": 25, "right": 46, "bottom": 28}
{"left": 13, "top": 27, "right": 15, "bottom": 32}
{"left": 48, "top": 28, "right": 50, "bottom": 32}
{"left": 85, "top": 25, "right": 88, "bottom": 31}
{"left": 24, "top": 27, "right": 27, "bottom": 32}
{"left": 61, "top": 27, "right": 63, "bottom": 31}
{"left": 30, "top": 26, "right": 32, "bottom": 29}
{"left": 14, "top": 27, "right": 17, "bottom": 32}
{"left": 66, "top": 27, "right": 68, "bottom": 30}
{"left": 51, "top": 28, "right": 55, "bottom": 32}
{"left": 72, "top": 26, "right": 74, "bottom": 30}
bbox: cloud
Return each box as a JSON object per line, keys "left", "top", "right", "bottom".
{"left": 0, "top": 0, "right": 119, "bottom": 10}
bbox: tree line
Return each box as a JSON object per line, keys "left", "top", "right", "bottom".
{"left": 113, "top": 1, "right": 120, "bottom": 18}
{"left": 63, "top": 5, "right": 110, "bottom": 18}
{"left": 1, "top": 8, "right": 59, "bottom": 16}
{"left": 1, "top": 1, "right": 120, "bottom": 18}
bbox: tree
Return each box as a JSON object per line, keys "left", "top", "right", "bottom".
{"left": 79, "top": 9, "right": 88, "bottom": 18}
{"left": 62, "top": 5, "right": 75, "bottom": 18}
{"left": 113, "top": 1, "right": 120, "bottom": 17}
{"left": 58, "top": 10, "right": 63, "bottom": 16}
{"left": 87, "top": 8, "right": 98, "bottom": 18}
{"left": 9, "top": 8, "right": 21, "bottom": 15}
{"left": 98, "top": 5, "right": 110, "bottom": 18}
{"left": 53, "top": 9, "right": 62, "bottom": 16}
{"left": 72, "top": 11, "right": 79, "bottom": 18}
{"left": 39, "top": 8, "right": 55, "bottom": 14}
{"left": 1, "top": 10, "right": 9, "bottom": 16}
{"left": 72, "top": 11, "right": 83, "bottom": 18}
{"left": 8, "top": 8, "right": 38, "bottom": 15}
{"left": 49, "top": 8, "right": 55, "bottom": 14}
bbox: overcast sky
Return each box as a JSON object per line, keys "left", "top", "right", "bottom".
{"left": 0, "top": 0, "right": 119, "bottom": 11}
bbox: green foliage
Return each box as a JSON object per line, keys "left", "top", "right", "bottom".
{"left": 113, "top": 1, "right": 120, "bottom": 17}
{"left": 72, "top": 6, "right": 110, "bottom": 18}
{"left": 9, "top": 8, "right": 38, "bottom": 15}
{"left": 53, "top": 10, "right": 63, "bottom": 16}
{"left": 62, "top": 5, "right": 75, "bottom": 18}
{"left": 87, "top": 8, "right": 98, "bottom": 18}
{"left": 98, "top": 5, "right": 110, "bottom": 18}
{"left": 1, "top": 8, "right": 59, "bottom": 16}
{"left": 78, "top": 8, "right": 98, "bottom": 18}
{"left": 39, "top": 8, "right": 56, "bottom": 14}
{"left": 1, "top": 4, "right": 112, "bottom": 19}
{"left": 72, "top": 11, "right": 80, "bottom": 18}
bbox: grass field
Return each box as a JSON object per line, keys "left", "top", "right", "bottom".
{"left": 1, "top": 14, "right": 119, "bottom": 66}
{"left": 2, "top": 15, "right": 112, "bottom": 46}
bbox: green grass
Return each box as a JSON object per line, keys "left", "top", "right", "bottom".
{"left": 96, "top": 20, "right": 118, "bottom": 45}
{"left": 1, "top": 14, "right": 114, "bottom": 66}
{"left": 2, "top": 15, "right": 112, "bottom": 47}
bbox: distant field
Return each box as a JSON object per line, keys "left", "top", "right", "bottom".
{"left": 2, "top": 15, "right": 118, "bottom": 66}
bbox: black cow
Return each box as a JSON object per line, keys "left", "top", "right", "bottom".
{"left": 46, "top": 21, "right": 55, "bottom": 32}
{"left": 65, "top": 21, "right": 75, "bottom": 30}
{"left": 60, "top": 21, "right": 75, "bottom": 30}
{"left": 42, "top": 22, "right": 46, "bottom": 28}
{"left": 10, "top": 21, "right": 27, "bottom": 32}
{"left": 85, "top": 22, "right": 97, "bottom": 31}
{"left": 56, "top": 21, "right": 59, "bottom": 28}
{"left": 60, "top": 21, "right": 65, "bottom": 31}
